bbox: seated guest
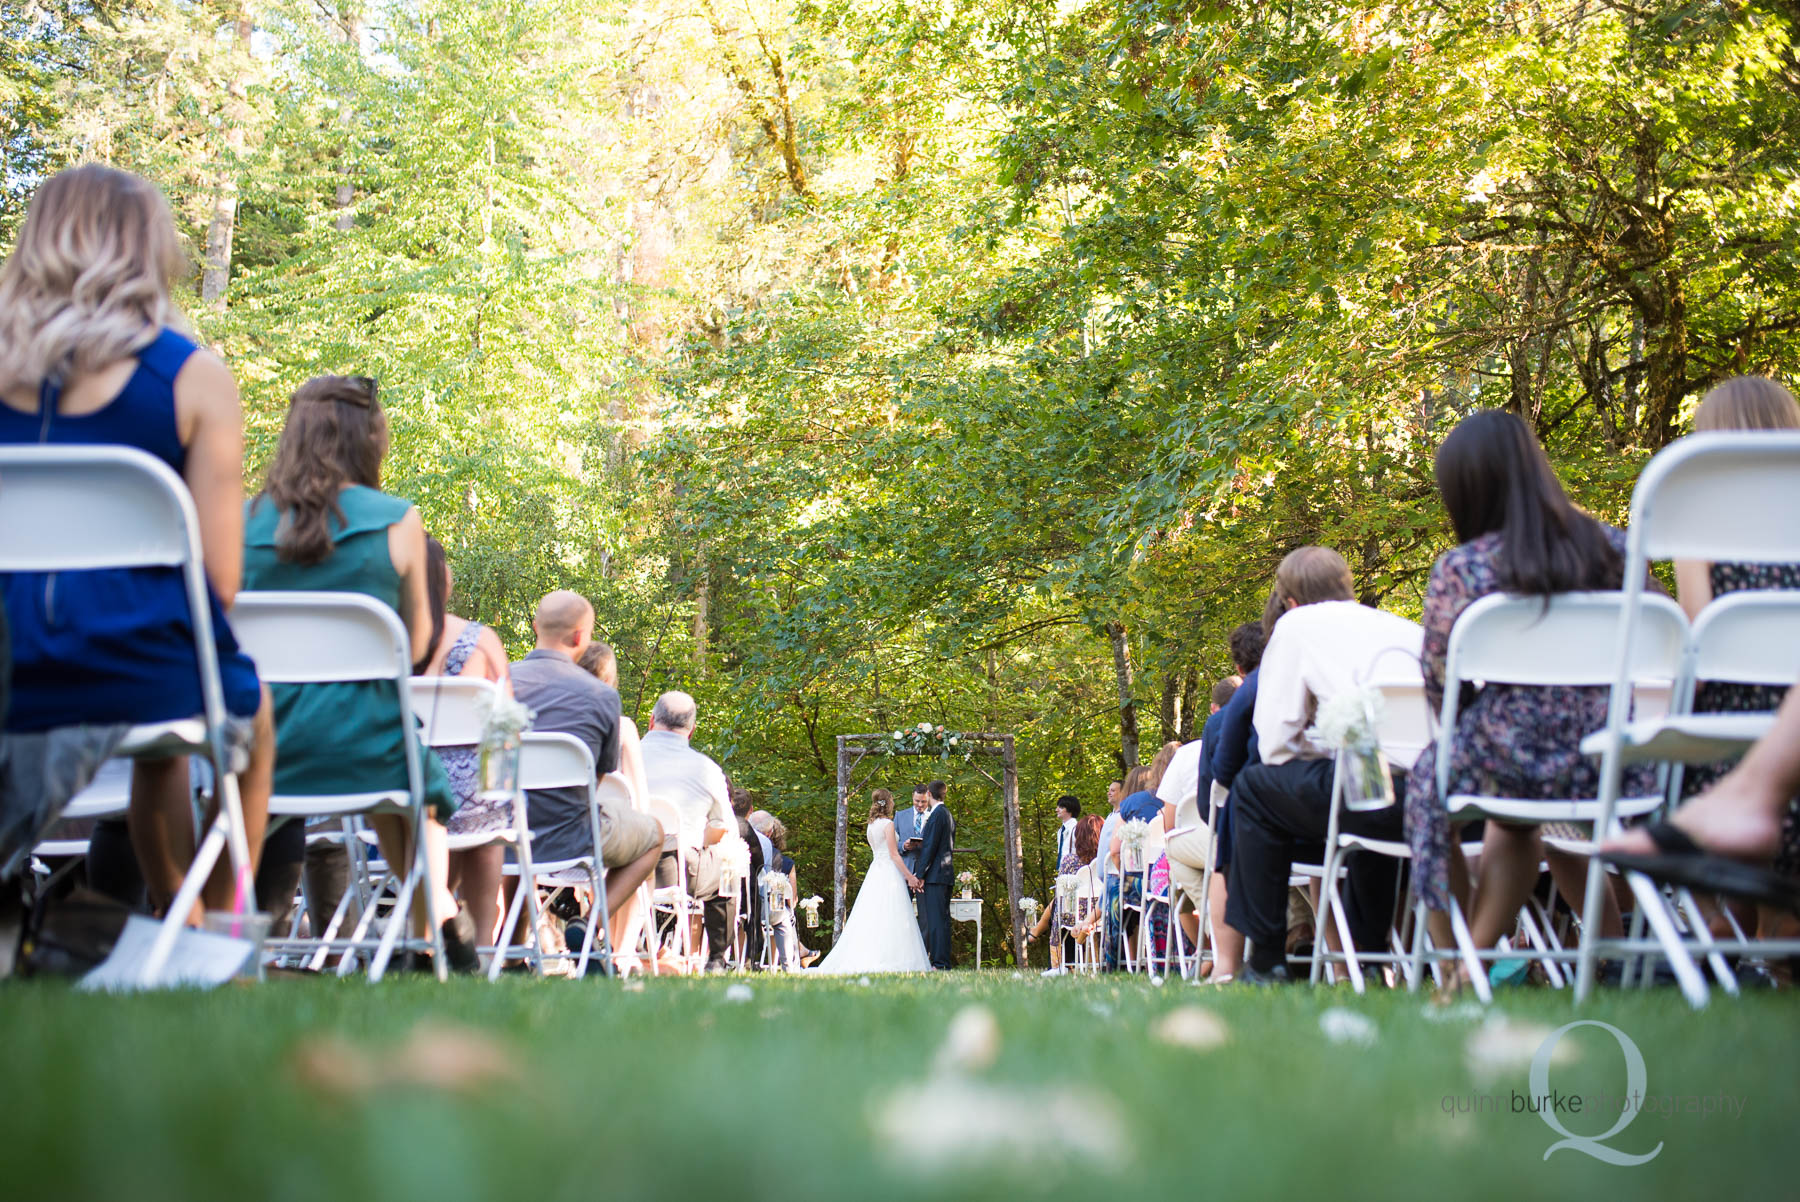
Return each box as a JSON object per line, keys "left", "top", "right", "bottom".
{"left": 641, "top": 689, "right": 740, "bottom": 972}
{"left": 765, "top": 817, "right": 801, "bottom": 970}
{"left": 1065, "top": 813, "right": 1107, "bottom": 950}
{"left": 1671, "top": 377, "right": 1800, "bottom": 946}
{"left": 0, "top": 165, "right": 275, "bottom": 918}
{"left": 242, "top": 374, "right": 476, "bottom": 970}
{"left": 1095, "top": 778, "right": 1125, "bottom": 890}
{"left": 1226, "top": 547, "right": 1423, "bottom": 985}
{"left": 1102, "top": 756, "right": 1173, "bottom": 969}
{"left": 1203, "top": 621, "right": 1267, "bottom": 982}
{"left": 731, "top": 783, "right": 766, "bottom": 967}
{"left": 1403, "top": 411, "right": 1651, "bottom": 971}
{"left": 1161, "top": 676, "right": 1239, "bottom": 950}
{"left": 510, "top": 591, "right": 663, "bottom": 959}
{"left": 1030, "top": 805, "right": 1099, "bottom": 969}
{"left": 418, "top": 536, "right": 513, "bottom": 948}
{"left": 578, "top": 641, "right": 650, "bottom": 805}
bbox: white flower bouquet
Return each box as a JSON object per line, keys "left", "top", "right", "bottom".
{"left": 763, "top": 870, "right": 793, "bottom": 909}
{"left": 1119, "top": 819, "right": 1152, "bottom": 871}
{"left": 799, "top": 895, "right": 823, "bottom": 927}
{"left": 476, "top": 693, "right": 535, "bottom": 794}
{"left": 1020, "top": 896, "right": 1042, "bottom": 925}
{"left": 1055, "top": 875, "right": 1079, "bottom": 911}
{"left": 1306, "top": 685, "right": 1394, "bottom": 810}
{"left": 957, "top": 868, "right": 976, "bottom": 898}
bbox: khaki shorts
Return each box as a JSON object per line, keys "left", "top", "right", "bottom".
{"left": 598, "top": 804, "right": 662, "bottom": 869}
{"left": 1165, "top": 825, "right": 1212, "bottom": 898}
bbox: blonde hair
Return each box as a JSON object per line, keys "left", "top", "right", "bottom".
{"left": 1265, "top": 546, "right": 1355, "bottom": 635}
{"left": 0, "top": 165, "right": 188, "bottom": 393}
{"left": 1694, "top": 376, "right": 1800, "bottom": 433}
{"left": 1148, "top": 741, "right": 1180, "bottom": 791}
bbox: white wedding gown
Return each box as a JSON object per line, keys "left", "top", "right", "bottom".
{"left": 812, "top": 818, "right": 932, "bottom": 975}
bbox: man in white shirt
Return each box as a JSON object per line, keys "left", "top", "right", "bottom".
{"left": 641, "top": 690, "right": 741, "bottom": 971}
{"left": 1225, "top": 547, "right": 1423, "bottom": 985}
{"left": 1053, "top": 796, "right": 1081, "bottom": 864}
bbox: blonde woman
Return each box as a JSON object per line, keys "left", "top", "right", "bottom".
{"left": 0, "top": 165, "right": 275, "bottom": 920}
{"left": 812, "top": 791, "right": 929, "bottom": 973}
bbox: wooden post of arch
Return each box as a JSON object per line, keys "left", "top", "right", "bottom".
{"left": 832, "top": 732, "right": 1025, "bottom": 967}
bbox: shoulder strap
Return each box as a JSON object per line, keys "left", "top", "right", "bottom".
{"left": 443, "top": 622, "right": 483, "bottom": 675}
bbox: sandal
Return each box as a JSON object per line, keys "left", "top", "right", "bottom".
{"left": 1602, "top": 822, "right": 1800, "bottom": 914}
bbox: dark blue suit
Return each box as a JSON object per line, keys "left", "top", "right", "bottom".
{"left": 914, "top": 804, "right": 954, "bottom": 969}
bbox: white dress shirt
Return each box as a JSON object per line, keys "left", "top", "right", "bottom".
{"left": 639, "top": 728, "right": 732, "bottom": 852}
{"left": 1252, "top": 600, "right": 1423, "bottom": 765}
{"left": 1055, "top": 816, "right": 1077, "bottom": 863}
{"left": 1155, "top": 739, "right": 1205, "bottom": 807}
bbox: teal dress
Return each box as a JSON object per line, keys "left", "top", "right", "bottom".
{"left": 241, "top": 486, "right": 455, "bottom": 820}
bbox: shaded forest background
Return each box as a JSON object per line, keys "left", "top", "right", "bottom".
{"left": 6, "top": 0, "right": 1798, "bottom": 961}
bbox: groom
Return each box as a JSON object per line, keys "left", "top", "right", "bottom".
{"left": 909, "top": 780, "right": 955, "bottom": 970}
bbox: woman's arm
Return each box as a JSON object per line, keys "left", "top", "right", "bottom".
{"left": 616, "top": 715, "right": 650, "bottom": 807}
{"left": 174, "top": 351, "right": 245, "bottom": 604}
{"left": 886, "top": 823, "right": 920, "bottom": 889}
{"left": 1161, "top": 801, "right": 1176, "bottom": 832}
{"left": 387, "top": 506, "right": 432, "bottom": 667}
{"left": 1419, "top": 555, "right": 1461, "bottom": 716}
{"left": 1108, "top": 829, "right": 1122, "bottom": 872}
{"left": 474, "top": 627, "right": 512, "bottom": 696}
{"left": 1674, "top": 559, "right": 1714, "bottom": 623}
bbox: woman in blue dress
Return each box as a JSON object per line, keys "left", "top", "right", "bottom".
{"left": 0, "top": 165, "right": 275, "bottom": 919}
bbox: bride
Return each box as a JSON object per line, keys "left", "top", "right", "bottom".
{"left": 813, "top": 793, "right": 932, "bottom": 974}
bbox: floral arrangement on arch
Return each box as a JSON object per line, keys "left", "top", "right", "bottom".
{"left": 883, "top": 721, "right": 974, "bottom": 762}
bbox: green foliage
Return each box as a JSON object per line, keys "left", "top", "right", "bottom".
{"left": 7, "top": 0, "right": 1798, "bottom": 929}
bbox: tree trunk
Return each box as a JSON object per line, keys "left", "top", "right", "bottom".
{"left": 1159, "top": 672, "right": 1180, "bottom": 747}
{"left": 691, "top": 551, "right": 709, "bottom": 672}
{"left": 1179, "top": 668, "right": 1200, "bottom": 742}
{"left": 202, "top": 5, "right": 253, "bottom": 310}
{"left": 1641, "top": 274, "right": 1689, "bottom": 449}
{"left": 1106, "top": 622, "right": 1139, "bottom": 770}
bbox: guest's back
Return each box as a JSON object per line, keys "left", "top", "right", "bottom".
{"left": 511, "top": 647, "right": 621, "bottom": 862}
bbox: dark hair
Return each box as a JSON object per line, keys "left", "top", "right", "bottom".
{"left": 1434, "top": 410, "right": 1621, "bottom": 596}
{"left": 1228, "top": 621, "right": 1266, "bottom": 673}
{"left": 1056, "top": 794, "right": 1081, "bottom": 818}
{"left": 1211, "top": 677, "right": 1239, "bottom": 708}
{"left": 912, "top": 784, "right": 929, "bottom": 797}
{"left": 729, "top": 782, "right": 752, "bottom": 819}
{"left": 928, "top": 780, "right": 946, "bottom": 801}
{"left": 259, "top": 374, "right": 387, "bottom": 565}
{"left": 415, "top": 535, "right": 449, "bottom": 675}
{"left": 1074, "top": 814, "right": 1103, "bottom": 865}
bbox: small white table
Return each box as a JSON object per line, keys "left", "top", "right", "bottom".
{"left": 950, "top": 896, "right": 983, "bottom": 967}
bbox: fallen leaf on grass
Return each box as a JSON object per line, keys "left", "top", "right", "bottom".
{"left": 293, "top": 1021, "right": 521, "bottom": 1099}
{"left": 935, "top": 1005, "right": 1001, "bottom": 1074}
{"left": 872, "top": 1078, "right": 1128, "bottom": 1174}
{"left": 1152, "top": 1006, "right": 1230, "bottom": 1052}
{"left": 724, "top": 983, "right": 754, "bottom": 1003}
{"left": 1464, "top": 1016, "right": 1575, "bottom": 1084}
{"left": 1319, "top": 1007, "right": 1378, "bottom": 1047}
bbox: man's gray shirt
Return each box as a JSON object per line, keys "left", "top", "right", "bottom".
{"left": 511, "top": 648, "right": 621, "bottom": 863}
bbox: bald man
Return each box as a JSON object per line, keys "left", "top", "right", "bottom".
{"left": 508, "top": 589, "right": 662, "bottom": 958}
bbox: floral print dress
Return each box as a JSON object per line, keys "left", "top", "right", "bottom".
{"left": 1403, "top": 528, "right": 1656, "bottom": 911}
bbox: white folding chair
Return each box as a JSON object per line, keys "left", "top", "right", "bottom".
{"left": 1352, "top": 594, "right": 1685, "bottom": 1000}
{"left": 648, "top": 798, "right": 700, "bottom": 963}
{"left": 1122, "top": 821, "right": 1166, "bottom": 974}
{"left": 231, "top": 590, "right": 447, "bottom": 981}
{"left": 1307, "top": 677, "right": 1432, "bottom": 992}
{"left": 0, "top": 445, "right": 261, "bottom": 985}
{"left": 493, "top": 732, "right": 611, "bottom": 979}
{"left": 1577, "top": 431, "right": 1800, "bottom": 1005}
{"left": 1155, "top": 787, "right": 1207, "bottom": 980}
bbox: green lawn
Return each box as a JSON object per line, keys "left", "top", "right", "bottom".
{"left": 0, "top": 973, "right": 1793, "bottom": 1201}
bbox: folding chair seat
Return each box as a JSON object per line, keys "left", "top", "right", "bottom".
{"left": 231, "top": 591, "right": 447, "bottom": 981}
{"left": 0, "top": 445, "right": 262, "bottom": 985}
{"left": 648, "top": 798, "right": 701, "bottom": 963}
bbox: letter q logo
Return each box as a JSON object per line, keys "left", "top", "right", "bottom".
{"left": 1530, "top": 1020, "right": 1663, "bottom": 1166}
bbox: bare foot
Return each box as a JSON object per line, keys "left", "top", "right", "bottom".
{"left": 1602, "top": 789, "right": 1783, "bottom": 863}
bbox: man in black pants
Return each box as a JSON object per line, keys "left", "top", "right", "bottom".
{"left": 1225, "top": 546, "right": 1424, "bottom": 985}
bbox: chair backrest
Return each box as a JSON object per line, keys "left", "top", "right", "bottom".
{"left": 1689, "top": 591, "right": 1800, "bottom": 687}
{"left": 649, "top": 798, "right": 683, "bottom": 849}
{"left": 232, "top": 591, "right": 415, "bottom": 684}
{"left": 1437, "top": 591, "right": 1687, "bottom": 799}
{"left": 1445, "top": 591, "right": 1687, "bottom": 690}
{"left": 518, "top": 732, "right": 597, "bottom": 792}
{"left": 410, "top": 675, "right": 500, "bottom": 748}
{"left": 1372, "top": 679, "right": 1433, "bottom": 771}
{"left": 595, "top": 772, "right": 638, "bottom": 813}
{"left": 1630, "top": 432, "right": 1800, "bottom": 564}
{"left": 0, "top": 445, "right": 228, "bottom": 732}
{"left": 232, "top": 591, "right": 424, "bottom": 806}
